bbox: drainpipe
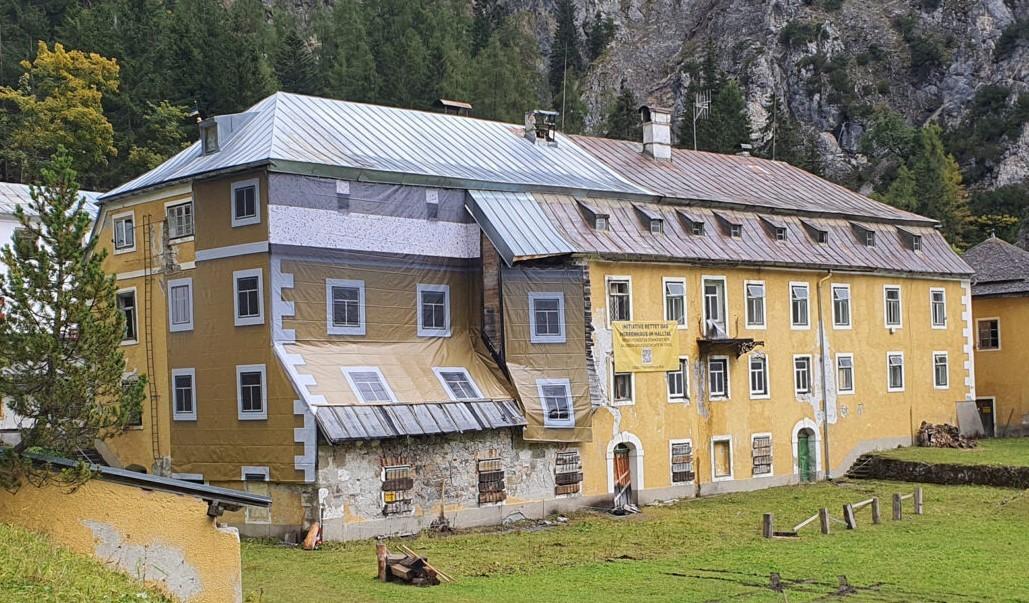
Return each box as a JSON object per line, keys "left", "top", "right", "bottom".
{"left": 815, "top": 270, "right": 833, "bottom": 480}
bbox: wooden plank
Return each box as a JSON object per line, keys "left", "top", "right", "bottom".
{"left": 852, "top": 497, "right": 875, "bottom": 510}
{"left": 793, "top": 512, "right": 820, "bottom": 532}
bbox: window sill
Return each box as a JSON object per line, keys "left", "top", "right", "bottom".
{"left": 790, "top": 324, "right": 811, "bottom": 330}
{"left": 611, "top": 400, "right": 635, "bottom": 407}
{"left": 113, "top": 246, "right": 136, "bottom": 255}
{"left": 530, "top": 336, "right": 567, "bottom": 344}
{"left": 667, "top": 398, "right": 690, "bottom": 404}
{"left": 120, "top": 339, "right": 139, "bottom": 347}
{"left": 708, "top": 396, "right": 729, "bottom": 402}
{"left": 542, "top": 422, "right": 575, "bottom": 429}
{"left": 234, "top": 316, "right": 265, "bottom": 327}
{"left": 711, "top": 475, "right": 734, "bottom": 482}
{"left": 169, "top": 235, "right": 195, "bottom": 245}
{"left": 887, "top": 388, "right": 905, "bottom": 394}
{"left": 749, "top": 394, "right": 771, "bottom": 400}
{"left": 173, "top": 415, "right": 197, "bottom": 422}
{"left": 745, "top": 324, "right": 767, "bottom": 330}
{"left": 832, "top": 324, "right": 852, "bottom": 330}
{"left": 231, "top": 217, "right": 260, "bottom": 228}
{"left": 417, "top": 329, "right": 453, "bottom": 338}
{"left": 238, "top": 413, "right": 268, "bottom": 421}
{"left": 838, "top": 390, "right": 856, "bottom": 396}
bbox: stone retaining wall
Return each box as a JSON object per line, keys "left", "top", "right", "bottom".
{"left": 862, "top": 456, "right": 1029, "bottom": 489}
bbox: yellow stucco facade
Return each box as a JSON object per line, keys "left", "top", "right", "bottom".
{"left": 972, "top": 295, "right": 1029, "bottom": 435}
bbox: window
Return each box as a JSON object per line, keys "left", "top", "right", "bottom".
{"left": 242, "top": 466, "right": 270, "bottom": 524}
{"left": 382, "top": 463, "right": 414, "bottom": 515}
{"left": 236, "top": 364, "right": 267, "bottom": 420}
{"left": 113, "top": 212, "right": 135, "bottom": 251}
{"left": 607, "top": 278, "right": 631, "bottom": 323}
{"left": 667, "top": 357, "right": 689, "bottom": 402}
{"left": 930, "top": 289, "right": 947, "bottom": 328}
{"left": 434, "top": 367, "right": 482, "bottom": 401}
{"left": 708, "top": 357, "right": 729, "bottom": 400}
{"left": 933, "top": 352, "right": 949, "bottom": 389}
{"left": 166, "top": 202, "right": 194, "bottom": 239}
{"left": 836, "top": 354, "right": 855, "bottom": 394}
{"left": 712, "top": 437, "right": 733, "bottom": 480}
{"left": 794, "top": 355, "right": 812, "bottom": 395}
{"left": 231, "top": 179, "right": 260, "bottom": 227}
{"left": 536, "top": 379, "right": 573, "bottom": 428}
{"left": 749, "top": 355, "right": 769, "bottom": 398}
{"left": 832, "top": 284, "right": 851, "bottom": 328}
{"left": 816, "top": 230, "right": 829, "bottom": 244}
{"left": 752, "top": 434, "right": 772, "bottom": 476}
{"left": 233, "top": 269, "right": 264, "bottom": 326}
{"left": 326, "top": 279, "right": 365, "bottom": 336}
{"left": 729, "top": 224, "right": 742, "bottom": 238}
{"left": 167, "top": 278, "right": 193, "bottom": 332}
{"left": 977, "top": 318, "right": 1000, "bottom": 350}
{"left": 477, "top": 458, "right": 506, "bottom": 504}
{"left": 649, "top": 219, "right": 664, "bottom": 234}
{"left": 172, "top": 368, "right": 196, "bottom": 421}
{"left": 670, "top": 441, "right": 695, "bottom": 483}
{"left": 663, "top": 279, "right": 685, "bottom": 326}
{"left": 887, "top": 353, "right": 904, "bottom": 392}
{"left": 691, "top": 222, "right": 705, "bottom": 236}
{"left": 200, "top": 120, "right": 219, "bottom": 155}
{"left": 775, "top": 227, "right": 787, "bottom": 241}
{"left": 554, "top": 451, "right": 583, "bottom": 496}
{"left": 790, "top": 283, "right": 810, "bottom": 328}
{"left": 884, "top": 286, "right": 902, "bottom": 328}
{"left": 865, "top": 231, "right": 876, "bottom": 247}
{"left": 594, "top": 215, "right": 609, "bottom": 231}
{"left": 117, "top": 289, "right": 137, "bottom": 343}
{"left": 745, "top": 281, "right": 765, "bottom": 328}
{"left": 702, "top": 277, "right": 727, "bottom": 336}
{"left": 343, "top": 367, "right": 396, "bottom": 403}
{"left": 529, "top": 292, "right": 565, "bottom": 343}
{"left": 912, "top": 235, "right": 922, "bottom": 251}
{"left": 417, "top": 284, "right": 451, "bottom": 337}
{"left": 612, "top": 369, "right": 633, "bottom": 405}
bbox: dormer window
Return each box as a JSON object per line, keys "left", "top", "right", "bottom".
{"left": 865, "top": 231, "right": 876, "bottom": 247}
{"left": 897, "top": 227, "right": 923, "bottom": 252}
{"left": 595, "top": 215, "right": 609, "bottom": 231}
{"left": 692, "top": 223, "right": 705, "bottom": 236}
{"left": 677, "top": 210, "right": 705, "bottom": 236}
{"left": 801, "top": 220, "right": 829, "bottom": 245}
{"left": 730, "top": 224, "right": 742, "bottom": 238}
{"left": 817, "top": 231, "right": 829, "bottom": 244}
{"left": 714, "top": 212, "right": 743, "bottom": 238}
{"left": 775, "top": 227, "right": 787, "bottom": 241}
{"left": 650, "top": 219, "right": 664, "bottom": 234}
{"left": 199, "top": 119, "right": 219, "bottom": 155}
{"left": 850, "top": 222, "right": 876, "bottom": 248}
{"left": 576, "top": 199, "right": 609, "bottom": 231}
{"left": 912, "top": 235, "right": 922, "bottom": 252}
{"left": 633, "top": 204, "right": 664, "bottom": 235}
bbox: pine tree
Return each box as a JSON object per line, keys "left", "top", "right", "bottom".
{"left": 0, "top": 150, "right": 144, "bottom": 489}
{"left": 604, "top": 83, "right": 641, "bottom": 141}
{"left": 472, "top": 0, "right": 507, "bottom": 55}
{"left": 707, "top": 80, "right": 751, "bottom": 154}
{"left": 366, "top": 0, "right": 432, "bottom": 108}
{"left": 468, "top": 14, "right": 544, "bottom": 123}
{"left": 548, "top": 0, "right": 584, "bottom": 103}
{"left": 317, "top": 0, "right": 379, "bottom": 102}
{"left": 162, "top": 0, "right": 236, "bottom": 116}
{"left": 274, "top": 27, "right": 317, "bottom": 95}
{"left": 912, "top": 124, "right": 971, "bottom": 247}
{"left": 880, "top": 164, "right": 918, "bottom": 211}
{"left": 226, "top": 0, "right": 278, "bottom": 108}
{"left": 585, "top": 11, "right": 616, "bottom": 61}
{"left": 758, "top": 95, "right": 802, "bottom": 164}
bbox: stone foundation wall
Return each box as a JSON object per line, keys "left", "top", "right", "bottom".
{"left": 861, "top": 456, "right": 1029, "bottom": 489}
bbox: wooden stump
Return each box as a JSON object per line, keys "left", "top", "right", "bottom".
{"left": 871, "top": 497, "right": 881, "bottom": 525}
{"left": 843, "top": 504, "right": 857, "bottom": 529}
{"left": 376, "top": 543, "right": 388, "bottom": 582}
{"left": 819, "top": 507, "right": 830, "bottom": 534}
{"left": 892, "top": 493, "right": 902, "bottom": 520}
{"left": 762, "top": 513, "right": 774, "bottom": 538}
{"left": 914, "top": 487, "right": 924, "bottom": 515}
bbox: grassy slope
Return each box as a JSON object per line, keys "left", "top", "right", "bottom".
{"left": 0, "top": 522, "right": 170, "bottom": 602}
{"left": 876, "top": 437, "right": 1029, "bottom": 467}
{"left": 242, "top": 481, "right": 1029, "bottom": 602}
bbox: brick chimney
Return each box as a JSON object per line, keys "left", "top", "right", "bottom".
{"left": 639, "top": 106, "right": 671, "bottom": 161}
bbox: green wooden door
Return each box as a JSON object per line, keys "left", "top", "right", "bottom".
{"left": 797, "top": 431, "right": 813, "bottom": 482}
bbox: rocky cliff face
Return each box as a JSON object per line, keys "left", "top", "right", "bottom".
{"left": 520, "top": 0, "right": 1028, "bottom": 189}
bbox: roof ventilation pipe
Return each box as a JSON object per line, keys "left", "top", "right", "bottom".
{"left": 639, "top": 105, "right": 672, "bottom": 161}
{"left": 524, "top": 110, "right": 559, "bottom": 146}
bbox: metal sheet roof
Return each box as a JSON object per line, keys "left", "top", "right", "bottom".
{"left": 572, "top": 136, "right": 932, "bottom": 224}
{"left": 102, "top": 92, "right": 646, "bottom": 201}
{"left": 315, "top": 400, "right": 526, "bottom": 443}
{"left": 466, "top": 189, "right": 576, "bottom": 265}
{"left": 963, "top": 236, "right": 1029, "bottom": 296}
{"left": 0, "top": 182, "right": 100, "bottom": 217}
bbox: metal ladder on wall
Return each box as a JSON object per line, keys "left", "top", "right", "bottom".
{"left": 141, "top": 214, "right": 161, "bottom": 463}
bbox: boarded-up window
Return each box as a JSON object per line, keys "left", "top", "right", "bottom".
{"left": 381, "top": 461, "right": 414, "bottom": 515}
{"left": 713, "top": 439, "right": 732, "bottom": 479}
{"left": 477, "top": 458, "right": 506, "bottom": 504}
{"left": 554, "top": 451, "right": 582, "bottom": 496}
{"left": 752, "top": 435, "right": 772, "bottom": 476}
{"left": 670, "top": 441, "right": 694, "bottom": 483}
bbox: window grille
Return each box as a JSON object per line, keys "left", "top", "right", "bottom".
{"left": 752, "top": 435, "right": 772, "bottom": 475}
{"left": 554, "top": 451, "right": 582, "bottom": 496}
{"left": 381, "top": 459, "right": 414, "bottom": 515}
{"left": 477, "top": 458, "right": 506, "bottom": 504}
{"left": 670, "top": 442, "right": 694, "bottom": 483}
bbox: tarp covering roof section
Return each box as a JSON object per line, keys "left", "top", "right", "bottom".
{"left": 316, "top": 400, "right": 526, "bottom": 443}
{"left": 963, "top": 236, "right": 1029, "bottom": 296}
{"left": 102, "top": 92, "right": 646, "bottom": 201}
{"left": 466, "top": 189, "right": 576, "bottom": 265}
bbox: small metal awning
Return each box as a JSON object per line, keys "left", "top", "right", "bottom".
{"left": 316, "top": 400, "right": 527, "bottom": 444}
{"left": 697, "top": 338, "right": 764, "bottom": 357}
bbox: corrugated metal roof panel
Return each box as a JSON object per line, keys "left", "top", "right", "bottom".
{"left": 467, "top": 190, "right": 576, "bottom": 265}
{"left": 0, "top": 182, "right": 100, "bottom": 217}
{"left": 315, "top": 401, "right": 526, "bottom": 443}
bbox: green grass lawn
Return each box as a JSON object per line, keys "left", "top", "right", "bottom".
{"left": 876, "top": 437, "right": 1029, "bottom": 467}
{"left": 242, "top": 481, "right": 1029, "bottom": 602}
{"left": 0, "top": 522, "right": 170, "bottom": 602}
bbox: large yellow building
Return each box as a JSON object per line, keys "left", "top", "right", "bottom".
{"left": 93, "top": 93, "right": 973, "bottom": 538}
{"left": 963, "top": 236, "right": 1029, "bottom": 436}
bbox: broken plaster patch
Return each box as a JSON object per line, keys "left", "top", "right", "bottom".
{"left": 82, "top": 519, "right": 202, "bottom": 601}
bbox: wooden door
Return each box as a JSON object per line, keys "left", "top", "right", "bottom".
{"left": 613, "top": 445, "right": 632, "bottom": 507}
{"left": 797, "top": 431, "right": 813, "bottom": 482}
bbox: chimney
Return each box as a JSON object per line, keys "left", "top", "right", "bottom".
{"left": 639, "top": 106, "right": 671, "bottom": 161}
{"left": 524, "top": 110, "right": 559, "bottom": 146}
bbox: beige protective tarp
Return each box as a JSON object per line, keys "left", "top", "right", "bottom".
{"left": 612, "top": 321, "right": 680, "bottom": 372}
{"left": 501, "top": 265, "right": 594, "bottom": 442}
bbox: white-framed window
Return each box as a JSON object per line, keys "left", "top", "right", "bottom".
{"left": 606, "top": 276, "right": 632, "bottom": 325}
{"left": 611, "top": 362, "right": 634, "bottom": 406}
{"left": 884, "top": 285, "right": 902, "bottom": 328}
{"left": 233, "top": 268, "right": 264, "bottom": 326}
{"left": 751, "top": 433, "right": 773, "bottom": 476}
{"left": 744, "top": 281, "right": 765, "bottom": 329}
{"left": 749, "top": 354, "right": 769, "bottom": 399}
{"left": 236, "top": 364, "right": 267, "bottom": 420}
{"left": 711, "top": 436, "right": 733, "bottom": 481}
{"left": 702, "top": 276, "right": 727, "bottom": 336}
{"left": 670, "top": 440, "right": 695, "bottom": 483}
{"left": 667, "top": 356, "right": 689, "bottom": 403}
{"left": 167, "top": 278, "right": 193, "bottom": 332}
{"left": 836, "top": 353, "right": 855, "bottom": 395}
{"left": 663, "top": 278, "right": 686, "bottom": 327}
{"left": 774, "top": 227, "right": 788, "bottom": 241}
{"left": 790, "top": 282, "right": 810, "bottom": 328}
{"left": 529, "top": 292, "right": 565, "bottom": 344}
{"left": 242, "top": 466, "right": 271, "bottom": 524}
{"left": 887, "top": 352, "right": 904, "bottom": 392}
{"left": 536, "top": 378, "right": 574, "bottom": 428}
{"left": 865, "top": 230, "right": 876, "bottom": 247}
{"left": 171, "top": 368, "right": 196, "bottom": 421}
{"left": 793, "top": 355, "right": 812, "bottom": 395}
{"left": 977, "top": 318, "right": 1000, "bottom": 350}
{"left": 832, "top": 284, "right": 851, "bottom": 329}
{"left": 117, "top": 288, "right": 138, "bottom": 344}
{"left": 112, "top": 211, "right": 135, "bottom": 252}
{"left": 417, "top": 284, "right": 451, "bottom": 337}
{"left": 433, "top": 367, "right": 483, "bottom": 401}
{"left": 231, "top": 178, "right": 261, "bottom": 227}
{"left": 729, "top": 224, "right": 742, "bottom": 238}
{"left": 933, "top": 352, "right": 949, "bottom": 389}
{"left": 342, "top": 367, "right": 397, "bottom": 403}
{"left": 708, "top": 356, "right": 729, "bottom": 400}
{"left": 930, "top": 288, "right": 947, "bottom": 328}
{"left": 242, "top": 466, "right": 269, "bottom": 481}
{"left": 166, "top": 201, "right": 194, "bottom": 239}
{"left": 326, "top": 279, "right": 365, "bottom": 336}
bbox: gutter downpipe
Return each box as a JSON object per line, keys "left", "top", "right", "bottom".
{"left": 816, "top": 270, "right": 833, "bottom": 481}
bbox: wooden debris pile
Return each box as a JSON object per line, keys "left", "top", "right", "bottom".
{"left": 917, "top": 421, "right": 977, "bottom": 448}
{"left": 376, "top": 543, "right": 454, "bottom": 587}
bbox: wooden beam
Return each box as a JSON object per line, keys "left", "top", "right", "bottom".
{"left": 843, "top": 503, "right": 857, "bottom": 529}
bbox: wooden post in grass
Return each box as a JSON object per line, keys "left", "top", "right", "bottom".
{"left": 914, "top": 487, "right": 924, "bottom": 515}
{"left": 819, "top": 507, "right": 830, "bottom": 534}
{"left": 871, "top": 497, "right": 881, "bottom": 524}
{"left": 892, "top": 494, "right": 902, "bottom": 520}
{"left": 762, "top": 513, "right": 774, "bottom": 538}
{"left": 376, "top": 543, "right": 388, "bottom": 582}
{"left": 843, "top": 503, "right": 857, "bottom": 529}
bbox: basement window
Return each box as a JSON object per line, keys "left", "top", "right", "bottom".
{"left": 381, "top": 460, "right": 414, "bottom": 516}
{"left": 752, "top": 434, "right": 772, "bottom": 476}
{"left": 670, "top": 441, "right": 695, "bottom": 483}
{"left": 477, "top": 458, "right": 506, "bottom": 505}
{"left": 242, "top": 466, "right": 270, "bottom": 524}
{"left": 554, "top": 450, "right": 583, "bottom": 496}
